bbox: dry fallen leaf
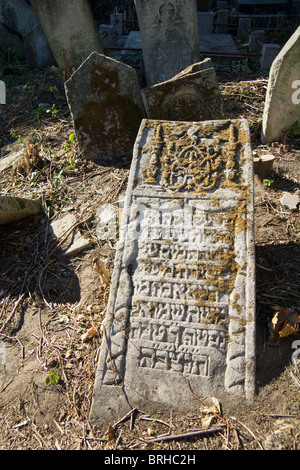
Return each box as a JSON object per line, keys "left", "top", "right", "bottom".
{"left": 267, "top": 307, "right": 300, "bottom": 345}
{"left": 93, "top": 257, "right": 111, "bottom": 286}
{"left": 147, "top": 427, "right": 155, "bottom": 436}
{"left": 200, "top": 397, "right": 222, "bottom": 429}
{"left": 81, "top": 325, "right": 97, "bottom": 343}
{"left": 105, "top": 425, "right": 116, "bottom": 450}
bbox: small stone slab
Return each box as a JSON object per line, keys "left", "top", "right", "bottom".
{"left": 90, "top": 118, "right": 256, "bottom": 427}
{"left": 65, "top": 52, "right": 146, "bottom": 162}
{"left": 142, "top": 58, "right": 226, "bottom": 122}
{"left": 280, "top": 192, "right": 300, "bottom": 211}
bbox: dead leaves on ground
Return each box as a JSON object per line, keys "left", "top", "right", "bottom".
{"left": 267, "top": 306, "right": 300, "bottom": 345}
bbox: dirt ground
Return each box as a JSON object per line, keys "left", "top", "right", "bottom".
{"left": 0, "top": 61, "right": 299, "bottom": 451}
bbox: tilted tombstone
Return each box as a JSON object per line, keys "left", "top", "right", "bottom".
{"left": 65, "top": 52, "right": 146, "bottom": 162}
{"left": 30, "top": 0, "right": 104, "bottom": 70}
{"left": 261, "top": 26, "right": 300, "bottom": 143}
{"left": 142, "top": 58, "right": 226, "bottom": 121}
{"left": 134, "top": 0, "right": 200, "bottom": 86}
{"left": 90, "top": 118, "right": 256, "bottom": 427}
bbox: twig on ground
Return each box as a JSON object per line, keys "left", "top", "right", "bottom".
{"left": 230, "top": 416, "right": 264, "bottom": 450}
{"left": 112, "top": 408, "right": 141, "bottom": 429}
{"left": 0, "top": 293, "right": 26, "bottom": 332}
{"left": 145, "top": 425, "right": 226, "bottom": 443}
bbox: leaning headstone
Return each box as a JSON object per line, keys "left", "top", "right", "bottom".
{"left": 135, "top": 0, "right": 200, "bottom": 86}
{"left": 0, "top": 196, "right": 42, "bottom": 225}
{"left": 65, "top": 52, "right": 146, "bottom": 162}
{"left": 90, "top": 118, "right": 256, "bottom": 427}
{"left": 30, "top": 0, "right": 104, "bottom": 70}
{"left": 261, "top": 26, "right": 300, "bottom": 143}
{"left": 142, "top": 58, "right": 226, "bottom": 121}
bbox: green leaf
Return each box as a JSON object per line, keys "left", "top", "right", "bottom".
{"left": 46, "top": 370, "right": 60, "bottom": 384}
{"left": 263, "top": 178, "right": 274, "bottom": 187}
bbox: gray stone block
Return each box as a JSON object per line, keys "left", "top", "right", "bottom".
{"left": 110, "top": 12, "right": 123, "bottom": 37}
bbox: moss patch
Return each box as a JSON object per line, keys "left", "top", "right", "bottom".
{"left": 75, "top": 94, "right": 143, "bottom": 160}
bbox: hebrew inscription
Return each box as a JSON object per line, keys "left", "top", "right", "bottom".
{"left": 90, "top": 119, "right": 256, "bottom": 427}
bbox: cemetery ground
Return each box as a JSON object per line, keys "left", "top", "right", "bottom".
{"left": 0, "top": 64, "right": 299, "bottom": 451}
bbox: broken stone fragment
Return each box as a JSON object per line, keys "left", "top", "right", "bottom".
{"left": 0, "top": 196, "right": 42, "bottom": 225}
{"left": 142, "top": 58, "right": 226, "bottom": 122}
{"left": 280, "top": 192, "right": 300, "bottom": 211}
{"left": 49, "top": 213, "right": 91, "bottom": 257}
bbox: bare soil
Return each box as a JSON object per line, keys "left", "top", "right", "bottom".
{"left": 0, "top": 65, "right": 299, "bottom": 451}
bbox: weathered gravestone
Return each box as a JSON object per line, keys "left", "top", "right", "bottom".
{"left": 261, "top": 26, "right": 300, "bottom": 143}
{"left": 30, "top": 0, "right": 104, "bottom": 70}
{"left": 142, "top": 58, "right": 226, "bottom": 121}
{"left": 65, "top": 52, "right": 146, "bottom": 162}
{"left": 90, "top": 118, "right": 256, "bottom": 427}
{"left": 0, "top": 0, "right": 39, "bottom": 37}
{"left": 134, "top": 0, "right": 200, "bottom": 86}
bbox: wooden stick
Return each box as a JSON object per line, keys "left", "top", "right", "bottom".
{"left": 0, "top": 293, "right": 25, "bottom": 332}
{"left": 112, "top": 408, "right": 139, "bottom": 429}
{"left": 146, "top": 425, "right": 226, "bottom": 443}
{"left": 140, "top": 416, "right": 174, "bottom": 428}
